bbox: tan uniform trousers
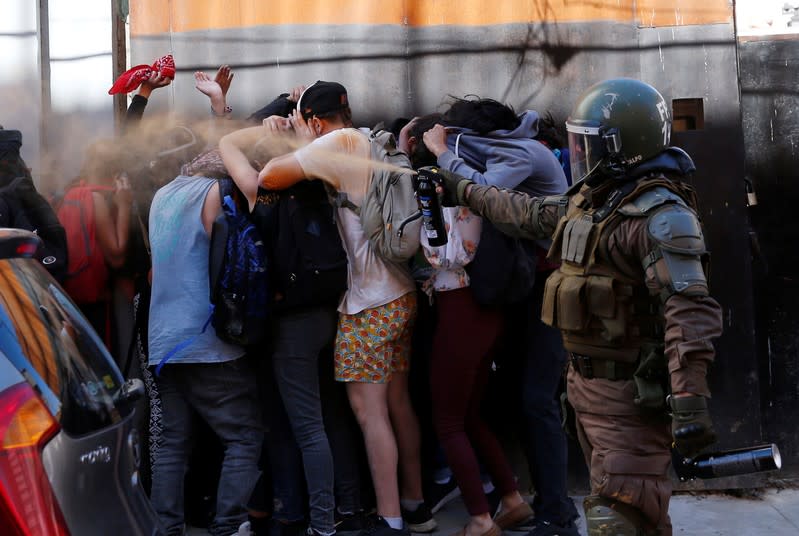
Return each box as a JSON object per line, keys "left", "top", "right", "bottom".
{"left": 567, "top": 365, "right": 673, "bottom": 535}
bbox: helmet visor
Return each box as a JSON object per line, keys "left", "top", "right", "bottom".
{"left": 566, "top": 121, "right": 608, "bottom": 182}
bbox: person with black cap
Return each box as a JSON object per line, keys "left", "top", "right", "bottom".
{"left": 221, "top": 80, "right": 435, "bottom": 536}
{"left": 0, "top": 126, "right": 68, "bottom": 282}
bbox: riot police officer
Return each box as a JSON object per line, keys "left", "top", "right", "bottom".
{"left": 428, "top": 78, "right": 722, "bottom": 535}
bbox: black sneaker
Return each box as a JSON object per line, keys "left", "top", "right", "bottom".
{"left": 269, "top": 519, "right": 308, "bottom": 536}
{"left": 400, "top": 504, "right": 437, "bottom": 533}
{"left": 426, "top": 479, "right": 461, "bottom": 514}
{"left": 525, "top": 519, "right": 580, "bottom": 536}
{"left": 359, "top": 516, "right": 410, "bottom": 536}
{"left": 335, "top": 510, "right": 367, "bottom": 535}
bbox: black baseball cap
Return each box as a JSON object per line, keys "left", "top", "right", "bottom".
{"left": 297, "top": 81, "right": 349, "bottom": 120}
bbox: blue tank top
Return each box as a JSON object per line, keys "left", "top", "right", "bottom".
{"left": 147, "top": 176, "right": 244, "bottom": 366}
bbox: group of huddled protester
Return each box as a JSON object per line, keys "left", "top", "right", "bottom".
{"left": 1, "top": 57, "right": 723, "bottom": 536}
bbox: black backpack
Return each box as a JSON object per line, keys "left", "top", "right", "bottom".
{"left": 466, "top": 220, "right": 537, "bottom": 307}
{"left": 272, "top": 180, "right": 347, "bottom": 311}
{"left": 208, "top": 178, "right": 271, "bottom": 346}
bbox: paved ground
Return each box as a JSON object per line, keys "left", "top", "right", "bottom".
{"left": 188, "top": 487, "right": 799, "bottom": 535}
{"left": 431, "top": 489, "right": 799, "bottom": 536}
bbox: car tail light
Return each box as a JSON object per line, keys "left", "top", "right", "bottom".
{"left": 0, "top": 383, "right": 69, "bottom": 536}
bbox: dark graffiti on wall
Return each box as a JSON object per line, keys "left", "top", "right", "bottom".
{"left": 129, "top": 19, "right": 788, "bottom": 473}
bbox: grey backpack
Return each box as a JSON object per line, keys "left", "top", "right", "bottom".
{"left": 336, "top": 128, "right": 421, "bottom": 263}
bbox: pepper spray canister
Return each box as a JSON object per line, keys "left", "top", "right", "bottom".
{"left": 415, "top": 167, "right": 448, "bottom": 247}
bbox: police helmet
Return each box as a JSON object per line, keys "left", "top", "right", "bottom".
{"left": 566, "top": 78, "right": 671, "bottom": 182}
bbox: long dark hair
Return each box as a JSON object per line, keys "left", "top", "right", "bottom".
{"left": 407, "top": 113, "right": 445, "bottom": 168}
{"left": 535, "top": 111, "right": 566, "bottom": 149}
{"left": 442, "top": 96, "right": 520, "bottom": 134}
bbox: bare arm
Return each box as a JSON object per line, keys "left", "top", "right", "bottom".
{"left": 259, "top": 153, "right": 306, "bottom": 190}
{"left": 93, "top": 178, "right": 132, "bottom": 268}
{"left": 219, "top": 126, "right": 266, "bottom": 210}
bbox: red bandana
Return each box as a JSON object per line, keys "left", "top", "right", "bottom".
{"left": 108, "top": 54, "right": 176, "bottom": 95}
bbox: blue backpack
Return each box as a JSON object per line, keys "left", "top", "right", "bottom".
{"left": 208, "top": 178, "right": 271, "bottom": 346}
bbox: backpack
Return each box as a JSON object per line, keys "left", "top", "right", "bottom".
{"left": 466, "top": 221, "right": 538, "bottom": 306}
{"left": 54, "top": 181, "right": 115, "bottom": 303}
{"left": 336, "top": 128, "right": 421, "bottom": 263}
{"left": 208, "top": 178, "right": 270, "bottom": 346}
{"left": 272, "top": 180, "right": 348, "bottom": 310}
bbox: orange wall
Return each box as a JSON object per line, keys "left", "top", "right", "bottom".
{"left": 130, "top": 0, "right": 732, "bottom": 36}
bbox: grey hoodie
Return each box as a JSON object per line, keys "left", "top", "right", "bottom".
{"left": 436, "top": 110, "right": 567, "bottom": 198}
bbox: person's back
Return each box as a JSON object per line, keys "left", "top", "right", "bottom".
{"left": 146, "top": 173, "right": 262, "bottom": 536}
{"left": 445, "top": 112, "right": 566, "bottom": 197}
{"left": 148, "top": 175, "right": 243, "bottom": 366}
{"left": 57, "top": 181, "right": 115, "bottom": 304}
{"left": 417, "top": 97, "right": 579, "bottom": 534}
{"left": 251, "top": 81, "right": 433, "bottom": 536}
{"left": 292, "top": 127, "right": 415, "bottom": 314}
{"left": 429, "top": 97, "right": 567, "bottom": 196}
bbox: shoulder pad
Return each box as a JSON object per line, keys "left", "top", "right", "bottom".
{"left": 617, "top": 187, "right": 686, "bottom": 217}
{"left": 647, "top": 204, "right": 705, "bottom": 255}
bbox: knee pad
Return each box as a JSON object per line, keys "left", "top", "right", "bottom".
{"left": 584, "top": 495, "right": 649, "bottom": 536}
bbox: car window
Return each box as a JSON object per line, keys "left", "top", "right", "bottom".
{"left": 0, "top": 260, "right": 129, "bottom": 435}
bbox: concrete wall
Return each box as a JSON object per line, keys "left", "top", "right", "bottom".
{"left": 128, "top": 1, "right": 780, "bottom": 471}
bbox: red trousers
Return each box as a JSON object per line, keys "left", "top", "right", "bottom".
{"left": 430, "top": 287, "right": 517, "bottom": 516}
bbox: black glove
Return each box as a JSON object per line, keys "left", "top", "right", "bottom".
{"left": 669, "top": 394, "right": 717, "bottom": 458}
{"left": 417, "top": 166, "right": 472, "bottom": 207}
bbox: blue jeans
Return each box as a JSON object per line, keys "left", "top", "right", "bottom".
{"left": 319, "top": 347, "right": 364, "bottom": 514}
{"left": 251, "top": 363, "right": 307, "bottom": 523}
{"left": 500, "top": 274, "right": 579, "bottom": 525}
{"left": 272, "top": 306, "right": 338, "bottom": 534}
{"left": 150, "top": 359, "right": 263, "bottom": 536}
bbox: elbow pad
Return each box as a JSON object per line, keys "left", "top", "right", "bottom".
{"left": 643, "top": 204, "right": 709, "bottom": 299}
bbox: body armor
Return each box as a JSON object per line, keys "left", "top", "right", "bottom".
{"left": 541, "top": 175, "right": 706, "bottom": 367}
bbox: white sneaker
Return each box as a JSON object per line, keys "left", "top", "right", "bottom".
{"left": 234, "top": 520, "right": 254, "bottom": 536}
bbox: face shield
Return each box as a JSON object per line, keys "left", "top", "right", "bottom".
{"left": 565, "top": 120, "right": 621, "bottom": 183}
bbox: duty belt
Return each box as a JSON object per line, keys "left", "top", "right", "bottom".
{"left": 570, "top": 353, "right": 637, "bottom": 381}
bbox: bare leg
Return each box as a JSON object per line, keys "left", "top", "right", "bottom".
{"left": 347, "top": 381, "right": 401, "bottom": 518}
{"left": 387, "top": 371, "right": 424, "bottom": 501}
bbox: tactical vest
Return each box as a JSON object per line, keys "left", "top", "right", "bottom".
{"left": 541, "top": 175, "right": 699, "bottom": 364}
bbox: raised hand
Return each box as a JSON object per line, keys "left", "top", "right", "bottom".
{"left": 195, "top": 70, "right": 229, "bottom": 116}
{"left": 194, "top": 70, "right": 223, "bottom": 100}
{"left": 288, "top": 109, "right": 316, "bottom": 143}
{"left": 214, "top": 65, "right": 234, "bottom": 98}
{"left": 422, "top": 124, "right": 451, "bottom": 157}
{"left": 288, "top": 85, "right": 307, "bottom": 103}
{"left": 137, "top": 72, "right": 172, "bottom": 99}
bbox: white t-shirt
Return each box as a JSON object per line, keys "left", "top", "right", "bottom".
{"left": 294, "top": 128, "right": 415, "bottom": 314}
